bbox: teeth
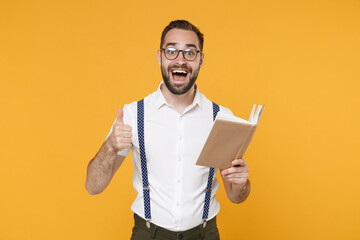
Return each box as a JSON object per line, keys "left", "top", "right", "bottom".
{"left": 172, "top": 70, "right": 187, "bottom": 74}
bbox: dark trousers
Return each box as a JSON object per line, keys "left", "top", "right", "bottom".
{"left": 130, "top": 214, "right": 220, "bottom": 240}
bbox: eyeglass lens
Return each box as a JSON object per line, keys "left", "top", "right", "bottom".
{"left": 163, "top": 48, "right": 198, "bottom": 61}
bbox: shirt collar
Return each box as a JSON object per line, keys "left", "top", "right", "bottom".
{"left": 155, "top": 82, "right": 203, "bottom": 110}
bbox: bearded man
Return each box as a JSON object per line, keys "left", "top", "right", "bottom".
{"left": 86, "top": 20, "right": 250, "bottom": 240}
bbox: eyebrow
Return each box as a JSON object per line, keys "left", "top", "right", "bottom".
{"left": 164, "top": 42, "right": 198, "bottom": 49}
{"left": 185, "top": 44, "right": 197, "bottom": 49}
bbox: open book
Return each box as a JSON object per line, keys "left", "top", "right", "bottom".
{"left": 196, "top": 104, "right": 264, "bottom": 169}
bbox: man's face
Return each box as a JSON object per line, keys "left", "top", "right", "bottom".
{"left": 157, "top": 29, "right": 204, "bottom": 95}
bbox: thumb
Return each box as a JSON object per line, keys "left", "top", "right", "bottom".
{"left": 117, "top": 108, "right": 124, "bottom": 123}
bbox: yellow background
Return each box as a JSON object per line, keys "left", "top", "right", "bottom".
{"left": 1, "top": 0, "right": 359, "bottom": 239}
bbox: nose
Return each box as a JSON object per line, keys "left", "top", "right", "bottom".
{"left": 174, "top": 50, "right": 186, "bottom": 64}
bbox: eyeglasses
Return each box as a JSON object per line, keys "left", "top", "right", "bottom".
{"left": 161, "top": 47, "right": 201, "bottom": 61}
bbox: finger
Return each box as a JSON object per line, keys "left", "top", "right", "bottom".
{"left": 232, "top": 159, "right": 246, "bottom": 167}
{"left": 114, "top": 130, "right": 132, "bottom": 137}
{"left": 114, "top": 124, "right": 132, "bottom": 132}
{"left": 223, "top": 173, "right": 249, "bottom": 183}
{"left": 223, "top": 171, "right": 249, "bottom": 178}
{"left": 222, "top": 163, "right": 248, "bottom": 174}
{"left": 222, "top": 167, "right": 248, "bottom": 178}
{"left": 116, "top": 131, "right": 132, "bottom": 138}
{"left": 120, "top": 124, "right": 132, "bottom": 132}
{"left": 120, "top": 137, "right": 133, "bottom": 144}
{"left": 117, "top": 108, "right": 124, "bottom": 123}
{"left": 115, "top": 136, "right": 132, "bottom": 144}
{"left": 223, "top": 173, "right": 248, "bottom": 180}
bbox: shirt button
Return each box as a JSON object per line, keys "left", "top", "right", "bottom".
{"left": 178, "top": 157, "right": 181, "bottom": 162}
{"left": 176, "top": 202, "right": 180, "bottom": 206}
{"left": 179, "top": 135, "right": 182, "bottom": 140}
{"left": 177, "top": 179, "right": 180, "bottom": 183}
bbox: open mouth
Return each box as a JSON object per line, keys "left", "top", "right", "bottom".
{"left": 171, "top": 69, "right": 189, "bottom": 82}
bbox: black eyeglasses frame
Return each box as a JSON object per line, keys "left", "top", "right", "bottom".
{"left": 161, "top": 47, "right": 201, "bottom": 61}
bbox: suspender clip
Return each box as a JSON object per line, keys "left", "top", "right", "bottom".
{"left": 143, "top": 186, "right": 150, "bottom": 190}
{"left": 146, "top": 219, "right": 151, "bottom": 228}
{"left": 206, "top": 188, "right": 212, "bottom": 192}
{"left": 203, "top": 220, "right": 207, "bottom": 228}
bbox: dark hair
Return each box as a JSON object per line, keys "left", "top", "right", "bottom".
{"left": 160, "top": 20, "right": 204, "bottom": 52}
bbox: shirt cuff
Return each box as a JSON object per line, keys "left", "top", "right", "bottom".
{"left": 117, "top": 146, "right": 132, "bottom": 156}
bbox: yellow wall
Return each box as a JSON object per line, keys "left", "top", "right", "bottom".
{"left": 1, "top": 0, "right": 359, "bottom": 239}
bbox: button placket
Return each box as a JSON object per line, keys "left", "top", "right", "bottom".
{"left": 173, "top": 114, "right": 184, "bottom": 227}
{"left": 174, "top": 114, "right": 184, "bottom": 227}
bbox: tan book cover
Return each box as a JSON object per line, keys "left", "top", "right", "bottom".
{"left": 196, "top": 104, "right": 264, "bottom": 169}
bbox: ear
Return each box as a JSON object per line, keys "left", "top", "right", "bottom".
{"left": 157, "top": 50, "right": 161, "bottom": 66}
{"left": 200, "top": 52, "right": 204, "bottom": 68}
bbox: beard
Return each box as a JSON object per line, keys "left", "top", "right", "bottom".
{"left": 161, "top": 61, "right": 200, "bottom": 95}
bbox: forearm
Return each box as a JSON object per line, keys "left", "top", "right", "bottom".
{"left": 85, "top": 140, "right": 117, "bottom": 195}
{"left": 225, "top": 179, "right": 251, "bottom": 204}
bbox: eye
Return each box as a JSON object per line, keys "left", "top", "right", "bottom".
{"left": 166, "top": 48, "right": 177, "bottom": 55}
{"left": 184, "top": 49, "right": 196, "bottom": 56}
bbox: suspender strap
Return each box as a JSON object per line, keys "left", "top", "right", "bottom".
{"left": 137, "top": 99, "right": 151, "bottom": 221}
{"left": 202, "top": 102, "right": 220, "bottom": 221}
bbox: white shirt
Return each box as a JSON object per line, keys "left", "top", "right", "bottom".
{"left": 111, "top": 83, "right": 233, "bottom": 231}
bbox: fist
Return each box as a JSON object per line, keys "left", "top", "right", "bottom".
{"left": 109, "top": 108, "right": 132, "bottom": 152}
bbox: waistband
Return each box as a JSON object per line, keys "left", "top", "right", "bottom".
{"left": 133, "top": 214, "right": 217, "bottom": 240}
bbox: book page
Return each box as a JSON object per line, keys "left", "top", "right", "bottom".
{"left": 216, "top": 111, "right": 253, "bottom": 125}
